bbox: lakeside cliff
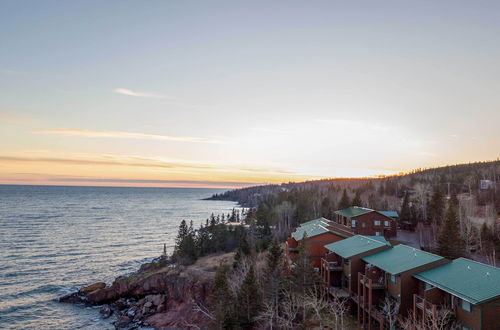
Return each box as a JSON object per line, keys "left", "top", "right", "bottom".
{"left": 61, "top": 252, "right": 235, "bottom": 329}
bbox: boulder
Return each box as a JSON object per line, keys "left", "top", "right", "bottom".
{"left": 79, "top": 282, "right": 106, "bottom": 294}
{"left": 114, "top": 315, "right": 131, "bottom": 329}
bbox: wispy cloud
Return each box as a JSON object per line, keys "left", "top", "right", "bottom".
{"left": 32, "top": 128, "right": 220, "bottom": 144}
{"left": 0, "top": 153, "right": 296, "bottom": 176}
{"left": 114, "top": 88, "right": 169, "bottom": 99}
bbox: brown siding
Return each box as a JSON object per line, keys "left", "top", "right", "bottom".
{"left": 345, "top": 245, "right": 390, "bottom": 294}
{"left": 398, "top": 258, "right": 450, "bottom": 317}
{"left": 302, "top": 232, "right": 346, "bottom": 268}
{"left": 348, "top": 211, "right": 397, "bottom": 238}
{"left": 456, "top": 300, "right": 481, "bottom": 330}
{"left": 482, "top": 297, "right": 500, "bottom": 330}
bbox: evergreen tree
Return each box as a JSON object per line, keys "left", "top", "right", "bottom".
{"left": 210, "top": 265, "right": 235, "bottom": 329}
{"left": 320, "top": 196, "right": 332, "bottom": 218}
{"left": 174, "top": 220, "right": 189, "bottom": 252}
{"left": 236, "top": 266, "right": 262, "bottom": 328}
{"left": 400, "top": 192, "right": 412, "bottom": 226}
{"left": 428, "top": 185, "right": 445, "bottom": 224}
{"left": 438, "top": 202, "right": 465, "bottom": 259}
{"left": 351, "top": 190, "right": 362, "bottom": 207}
{"left": 338, "top": 189, "right": 350, "bottom": 210}
{"left": 266, "top": 238, "right": 283, "bottom": 272}
{"left": 290, "top": 233, "right": 320, "bottom": 293}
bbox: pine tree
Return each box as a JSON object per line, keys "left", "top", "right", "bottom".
{"left": 266, "top": 238, "right": 283, "bottom": 272}
{"left": 400, "top": 192, "right": 412, "bottom": 226}
{"left": 437, "top": 202, "right": 465, "bottom": 259}
{"left": 210, "top": 265, "right": 235, "bottom": 329}
{"left": 237, "top": 266, "right": 262, "bottom": 328}
{"left": 291, "top": 233, "right": 320, "bottom": 293}
{"left": 174, "top": 220, "right": 198, "bottom": 264}
{"left": 174, "top": 220, "right": 189, "bottom": 253}
{"left": 428, "top": 185, "right": 445, "bottom": 224}
{"left": 351, "top": 190, "right": 362, "bottom": 207}
{"left": 338, "top": 189, "right": 350, "bottom": 210}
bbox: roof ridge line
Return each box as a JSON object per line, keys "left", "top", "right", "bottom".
{"left": 456, "top": 257, "right": 500, "bottom": 269}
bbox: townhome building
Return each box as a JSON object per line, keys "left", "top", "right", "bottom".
{"left": 321, "top": 235, "right": 391, "bottom": 299}
{"left": 356, "top": 245, "right": 449, "bottom": 329}
{"left": 413, "top": 258, "right": 500, "bottom": 330}
{"left": 334, "top": 206, "right": 398, "bottom": 238}
{"left": 285, "top": 217, "right": 354, "bottom": 269}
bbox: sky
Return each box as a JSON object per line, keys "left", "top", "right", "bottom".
{"left": 1, "top": 0, "right": 499, "bottom": 188}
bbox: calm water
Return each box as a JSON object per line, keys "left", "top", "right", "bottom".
{"left": 0, "top": 185, "right": 239, "bottom": 329}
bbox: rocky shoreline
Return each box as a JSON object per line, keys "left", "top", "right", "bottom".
{"left": 60, "top": 253, "right": 234, "bottom": 329}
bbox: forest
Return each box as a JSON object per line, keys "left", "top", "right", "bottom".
{"left": 170, "top": 160, "right": 499, "bottom": 328}
{"left": 207, "top": 160, "right": 500, "bottom": 264}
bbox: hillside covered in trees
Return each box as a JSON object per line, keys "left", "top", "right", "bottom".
{"left": 208, "top": 160, "right": 500, "bottom": 264}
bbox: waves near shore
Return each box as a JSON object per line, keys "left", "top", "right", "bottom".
{"left": 0, "top": 185, "right": 238, "bottom": 329}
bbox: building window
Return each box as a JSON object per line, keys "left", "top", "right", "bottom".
{"left": 362, "top": 222, "right": 366, "bottom": 228}
{"left": 461, "top": 326, "right": 472, "bottom": 330}
{"left": 374, "top": 220, "right": 381, "bottom": 226}
{"left": 389, "top": 274, "right": 397, "bottom": 283}
{"left": 384, "top": 220, "right": 390, "bottom": 227}
{"left": 343, "top": 258, "right": 350, "bottom": 265}
{"left": 351, "top": 220, "right": 357, "bottom": 228}
{"left": 375, "top": 231, "right": 381, "bottom": 236}
{"left": 460, "top": 299, "right": 472, "bottom": 313}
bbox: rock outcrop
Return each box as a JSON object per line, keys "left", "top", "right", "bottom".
{"left": 60, "top": 252, "right": 234, "bottom": 329}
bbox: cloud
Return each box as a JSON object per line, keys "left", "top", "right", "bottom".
{"left": 50, "top": 177, "right": 259, "bottom": 187}
{"left": 114, "top": 88, "right": 168, "bottom": 99}
{"left": 0, "top": 153, "right": 295, "bottom": 176}
{"left": 0, "top": 172, "right": 258, "bottom": 188}
{"left": 32, "top": 128, "right": 219, "bottom": 144}
{"left": 0, "top": 155, "right": 214, "bottom": 170}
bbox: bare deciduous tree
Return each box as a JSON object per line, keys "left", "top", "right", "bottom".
{"left": 277, "top": 290, "right": 301, "bottom": 329}
{"left": 381, "top": 296, "right": 400, "bottom": 330}
{"left": 304, "top": 284, "right": 329, "bottom": 329}
{"left": 424, "top": 307, "right": 459, "bottom": 330}
{"left": 328, "top": 294, "right": 350, "bottom": 330}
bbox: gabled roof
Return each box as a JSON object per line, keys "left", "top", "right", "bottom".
{"left": 325, "top": 235, "right": 390, "bottom": 258}
{"left": 300, "top": 217, "right": 330, "bottom": 226}
{"left": 414, "top": 258, "right": 500, "bottom": 305}
{"left": 328, "top": 221, "right": 355, "bottom": 238}
{"left": 291, "top": 223, "right": 329, "bottom": 240}
{"left": 378, "top": 211, "right": 399, "bottom": 219}
{"left": 362, "top": 245, "right": 445, "bottom": 275}
{"left": 291, "top": 218, "right": 353, "bottom": 241}
{"left": 334, "top": 206, "right": 374, "bottom": 218}
{"left": 364, "top": 235, "right": 390, "bottom": 244}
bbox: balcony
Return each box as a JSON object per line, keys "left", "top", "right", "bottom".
{"left": 414, "top": 294, "right": 440, "bottom": 315}
{"left": 321, "top": 257, "right": 342, "bottom": 271}
{"left": 359, "top": 273, "right": 385, "bottom": 289}
{"left": 327, "top": 286, "right": 350, "bottom": 298}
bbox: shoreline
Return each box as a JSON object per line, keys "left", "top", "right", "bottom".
{"left": 60, "top": 252, "right": 235, "bottom": 329}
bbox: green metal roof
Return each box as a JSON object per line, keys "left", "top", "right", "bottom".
{"left": 291, "top": 222, "right": 329, "bottom": 240}
{"left": 300, "top": 217, "right": 330, "bottom": 226}
{"left": 362, "top": 245, "right": 445, "bottom": 275}
{"left": 363, "top": 236, "right": 390, "bottom": 244}
{"left": 414, "top": 258, "right": 500, "bottom": 305}
{"left": 334, "top": 206, "right": 374, "bottom": 218}
{"left": 291, "top": 218, "right": 352, "bottom": 241}
{"left": 325, "top": 235, "right": 390, "bottom": 258}
{"left": 378, "top": 211, "right": 399, "bottom": 218}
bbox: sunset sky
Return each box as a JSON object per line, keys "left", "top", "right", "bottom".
{"left": 1, "top": 1, "right": 499, "bottom": 188}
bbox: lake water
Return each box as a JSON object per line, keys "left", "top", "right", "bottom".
{"left": 0, "top": 185, "right": 239, "bottom": 329}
